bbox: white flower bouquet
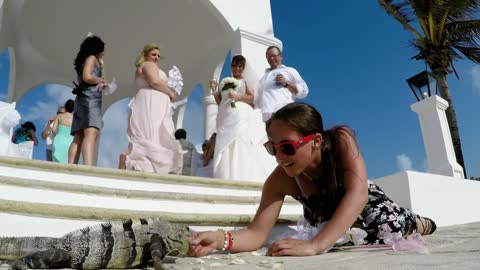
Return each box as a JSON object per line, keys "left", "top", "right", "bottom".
{"left": 220, "top": 77, "right": 239, "bottom": 108}
{"left": 168, "top": 65, "right": 184, "bottom": 95}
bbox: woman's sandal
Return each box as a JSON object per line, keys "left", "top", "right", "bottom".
{"left": 416, "top": 217, "right": 437, "bottom": 235}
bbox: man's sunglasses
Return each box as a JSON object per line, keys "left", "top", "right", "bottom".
{"left": 263, "top": 134, "right": 318, "bottom": 156}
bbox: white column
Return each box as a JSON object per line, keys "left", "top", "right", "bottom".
{"left": 172, "top": 98, "right": 189, "bottom": 129}
{"left": 411, "top": 95, "right": 464, "bottom": 179}
{"left": 202, "top": 95, "right": 218, "bottom": 140}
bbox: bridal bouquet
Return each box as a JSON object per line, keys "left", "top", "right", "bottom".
{"left": 220, "top": 77, "right": 239, "bottom": 108}
{"left": 168, "top": 65, "right": 184, "bottom": 95}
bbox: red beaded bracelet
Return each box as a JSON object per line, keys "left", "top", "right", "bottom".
{"left": 218, "top": 229, "right": 234, "bottom": 251}
{"left": 226, "top": 232, "right": 234, "bottom": 251}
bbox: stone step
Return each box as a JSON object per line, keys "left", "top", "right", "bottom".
{"left": 0, "top": 175, "right": 298, "bottom": 205}
{"left": 0, "top": 199, "right": 298, "bottom": 226}
{"left": 0, "top": 157, "right": 302, "bottom": 237}
{"left": 0, "top": 156, "right": 263, "bottom": 189}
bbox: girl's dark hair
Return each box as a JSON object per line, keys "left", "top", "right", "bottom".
{"left": 74, "top": 35, "right": 105, "bottom": 75}
{"left": 64, "top": 99, "right": 75, "bottom": 113}
{"left": 266, "top": 102, "right": 357, "bottom": 220}
{"left": 21, "top": 121, "right": 36, "bottom": 132}
{"left": 231, "top": 55, "right": 246, "bottom": 67}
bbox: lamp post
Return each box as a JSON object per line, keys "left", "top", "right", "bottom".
{"left": 406, "top": 71, "right": 438, "bottom": 101}
{"left": 408, "top": 70, "right": 465, "bottom": 178}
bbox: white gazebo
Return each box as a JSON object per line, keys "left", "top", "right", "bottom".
{"left": 0, "top": 0, "right": 282, "bottom": 138}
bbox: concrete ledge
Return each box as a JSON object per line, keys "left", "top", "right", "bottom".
{"left": 374, "top": 170, "right": 480, "bottom": 226}
{"left": 0, "top": 199, "right": 298, "bottom": 226}
{"left": 0, "top": 156, "right": 264, "bottom": 189}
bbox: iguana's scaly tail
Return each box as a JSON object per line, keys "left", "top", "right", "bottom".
{"left": 0, "top": 237, "right": 58, "bottom": 260}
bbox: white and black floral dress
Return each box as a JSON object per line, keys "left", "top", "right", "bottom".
{"left": 293, "top": 182, "right": 419, "bottom": 244}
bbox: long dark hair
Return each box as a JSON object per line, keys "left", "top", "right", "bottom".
{"left": 266, "top": 102, "right": 358, "bottom": 219}
{"left": 74, "top": 35, "right": 105, "bottom": 75}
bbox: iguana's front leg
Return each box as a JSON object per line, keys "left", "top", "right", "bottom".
{"left": 10, "top": 249, "right": 70, "bottom": 270}
{"left": 149, "top": 234, "right": 167, "bottom": 270}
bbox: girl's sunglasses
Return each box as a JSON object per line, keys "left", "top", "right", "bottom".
{"left": 264, "top": 134, "right": 318, "bottom": 156}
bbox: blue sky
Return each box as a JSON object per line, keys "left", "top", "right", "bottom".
{"left": 1, "top": 1, "right": 479, "bottom": 179}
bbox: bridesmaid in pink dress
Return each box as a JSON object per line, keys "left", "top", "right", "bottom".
{"left": 125, "top": 43, "right": 182, "bottom": 174}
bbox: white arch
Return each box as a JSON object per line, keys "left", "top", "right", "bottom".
{"left": 0, "top": 0, "right": 282, "bottom": 135}
{"left": 0, "top": 0, "right": 236, "bottom": 110}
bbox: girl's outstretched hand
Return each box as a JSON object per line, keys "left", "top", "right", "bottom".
{"left": 266, "top": 238, "right": 320, "bottom": 256}
{"left": 188, "top": 231, "right": 222, "bottom": 257}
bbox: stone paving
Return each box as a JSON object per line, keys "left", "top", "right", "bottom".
{"left": 1, "top": 222, "right": 479, "bottom": 270}
{"left": 166, "top": 222, "right": 480, "bottom": 270}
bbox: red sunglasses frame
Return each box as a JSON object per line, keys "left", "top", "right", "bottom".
{"left": 264, "top": 134, "right": 318, "bottom": 156}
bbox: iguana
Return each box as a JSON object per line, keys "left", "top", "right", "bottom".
{"left": 0, "top": 218, "right": 191, "bottom": 270}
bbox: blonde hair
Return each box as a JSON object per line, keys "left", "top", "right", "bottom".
{"left": 135, "top": 43, "right": 160, "bottom": 67}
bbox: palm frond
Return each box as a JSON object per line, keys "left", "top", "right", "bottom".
{"left": 380, "top": 0, "right": 416, "bottom": 21}
{"left": 410, "top": 0, "right": 455, "bottom": 21}
{"left": 380, "top": 0, "right": 480, "bottom": 68}
{"left": 446, "top": 19, "right": 480, "bottom": 44}
{"left": 410, "top": 0, "right": 436, "bottom": 17}
{"left": 452, "top": 45, "right": 480, "bottom": 63}
{"left": 449, "top": 46, "right": 466, "bottom": 62}
{"left": 451, "top": 61, "right": 460, "bottom": 79}
{"left": 437, "top": 11, "right": 449, "bottom": 42}
{"left": 441, "top": 0, "right": 480, "bottom": 20}
{"left": 378, "top": 0, "right": 424, "bottom": 39}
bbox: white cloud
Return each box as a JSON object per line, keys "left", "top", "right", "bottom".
{"left": 396, "top": 153, "right": 414, "bottom": 171}
{"left": 44, "top": 84, "right": 75, "bottom": 103}
{"left": 97, "top": 99, "right": 130, "bottom": 168}
{"left": 471, "top": 66, "right": 480, "bottom": 94}
{"left": 22, "top": 84, "right": 74, "bottom": 122}
{"left": 22, "top": 100, "right": 59, "bottom": 122}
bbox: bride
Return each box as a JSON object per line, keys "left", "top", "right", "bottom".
{"left": 211, "top": 55, "right": 276, "bottom": 182}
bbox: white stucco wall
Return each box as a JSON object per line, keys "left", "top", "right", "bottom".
{"left": 209, "top": 0, "right": 274, "bottom": 36}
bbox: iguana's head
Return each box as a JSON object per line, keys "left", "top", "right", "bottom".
{"left": 163, "top": 225, "right": 191, "bottom": 257}
{"left": 139, "top": 219, "right": 191, "bottom": 256}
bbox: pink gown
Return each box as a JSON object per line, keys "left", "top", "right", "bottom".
{"left": 125, "top": 69, "right": 182, "bottom": 174}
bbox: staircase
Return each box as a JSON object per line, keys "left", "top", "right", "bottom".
{"left": 0, "top": 157, "right": 302, "bottom": 237}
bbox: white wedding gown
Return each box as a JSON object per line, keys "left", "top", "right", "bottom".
{"left": 213, "top": 79, "right": 277, "bottom": 182}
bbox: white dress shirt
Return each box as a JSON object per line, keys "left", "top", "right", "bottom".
{"left": 255, "top": 65, "right": 308, "bottom": 121}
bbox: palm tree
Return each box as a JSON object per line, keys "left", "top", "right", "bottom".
{"left": 378, "top": 0, "right": 480, "bottom": 178}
